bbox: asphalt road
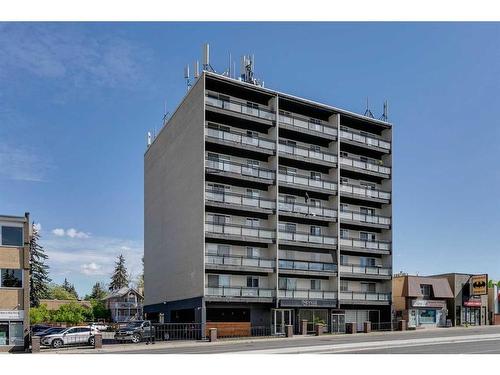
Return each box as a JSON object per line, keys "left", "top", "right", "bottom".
{"left": 110, "top": 325, "right": 500, "bottom": 354}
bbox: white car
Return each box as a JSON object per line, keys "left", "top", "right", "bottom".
{"left": 41, "top": 326, "right": 98, "bottom": 348}
{"left": 89, "top": 322, "right": 109, "bottom": 331}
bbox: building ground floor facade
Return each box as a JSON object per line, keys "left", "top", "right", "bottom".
{"left": 0, "top": 311, "right": 25, "bottom": 352}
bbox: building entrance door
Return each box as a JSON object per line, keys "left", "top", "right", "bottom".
{"left": 331, "top": 313, "right": 346, "bottom": 333}
{"left": 272, "top": 309, "right": 293, "bottom": 335}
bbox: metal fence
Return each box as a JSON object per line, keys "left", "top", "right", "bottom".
{"left": 371, "top": 322, "right": 397, "bottom": 332}
{"left": 153, "top": 323, "right": 203, "bottom": 341}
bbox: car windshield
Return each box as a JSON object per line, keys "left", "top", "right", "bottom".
{"left": 42, "top": 328, "right": 63, "bottom": 335}
{"left": 125, "top": 321, "right": 144, "bottom": 328}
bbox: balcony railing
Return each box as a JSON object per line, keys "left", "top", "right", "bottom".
{"left": 339, "top": 183, "right": 391, "bottom": 201}
{"left": 279, "top": 229, "right": 337, "bottom": 245}
{"left": 278, "top": 140, "right": 337, "bottom": 164}
{"left": 279, "top": 112, "right": 337, "bottom": 138}
{"left": 340, "top": 237, "right": 391, "bottom": 252}
{"left": 206, "top": 190, "right": 276, "bottom": 210}
{"left": 339, "top": 210, "right": 391, "bottom": 226}
{"left": 278, "top": 172, "right": 337, "bottom": 192}
{"left": 206, "top": 158, "right": 275, "bottom": 180}
{"left": 278, "top": 289, "right": 337, "bottom": 300}
{"left": 279, "top": 259, "right": 337, "bottom": 273}
{"left": 340, "top": 291, "right": 391, "bottom": 301}
{"left": 278, "top": 200, "right": 337, "bottom": 219}
{"left": 205, "top": 95, "right": 275, "bottom": 121}
{"left": 206, "top": 286, "right": 274, "bottom": 298}
{"left": 340, "top": 156, "right": 391, "bottom": 176}
{"left": 205, "top": 222, "right": 275, "bottom": 240}
{"left": 340, "top": 126, "right": 391, "bottom": 151}
{"left": 206, "top": 254, "right": 275, "bottom": 269}
{"left": 340, "top": 264, "right": 392, "bottom": 276}
{"left": 109, "top": 302, "right": 141, "bottom": 309}
{"left": 205, "top": 126, "right": 276, "bottom": 151}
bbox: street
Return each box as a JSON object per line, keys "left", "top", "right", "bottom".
{"left": 92, "top": 325, "right": 500, "bottom": 354}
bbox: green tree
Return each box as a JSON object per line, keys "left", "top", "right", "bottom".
{"left": 86, "top": 282, "right": 107, "bottom": 300}
{"left": 61, "top": 278, "right": 79, "bottom": 299}
{"left": 29, "top": 223, "right": 51, "bottom": 307}
{"left": 51, "top": 302, "right": 91, "bottom": 325}
{"left": 109, "top": 254, "right": 129, "bottom": 291}
{"left": 29, "top": 304, "right": 51, "bottom": 324}
{"left": 90, "top": 300, "right": 111, "bottom": 320}
{"left": 136, "top": 256, "right": 144, "bottom": 290}
{"left": 48, "top": 284, "right": 77, "bottom": 300}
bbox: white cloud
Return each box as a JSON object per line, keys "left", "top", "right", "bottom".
{"left": 52, "top": 228, "right": 65, "bottom": 237}
{"left": 0, "top": 142, "right": 55, "bottom": 182}
{"left": 81, "top": 262, "right": 104, "bottom": 276}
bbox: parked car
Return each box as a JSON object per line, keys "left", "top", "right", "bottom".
{"left": 31, "top": 324, "right": 52, "bottom": 335}
{"left": 41, "top": 326, "right": 98, "bottom": 348}
{"left": 114, "top": 320, "right": 154, "bottom": 343}
{"left": 89, "top": 322, "right": 109, "bottom": 331}
{"left": 34, "top": 327, "right": 65, "bottom": 338}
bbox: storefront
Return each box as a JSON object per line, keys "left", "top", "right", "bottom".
{"left": 462, "top": 297, "right": 482, "bottom": 325}
{"left": 0, "top": 310, "right": 25, "bottom": 347}
{"left": 407, "top": 299, "right": 447, "bottom": 328}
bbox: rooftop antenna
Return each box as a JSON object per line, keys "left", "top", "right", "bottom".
{"left": 194, "top": 61, "right": 200, "bottom": 79}
{"left": 228, "top": 52, "right": 232, "bottom": 78}
{"left": 379, "top": 100, "right": 389, "bottom": 122}
{"left": 240, "top": 55, "right": 261, "bottom": 85}
{"left": 364, "top": 97, "right": 374, "bottom": 118}
{"left": 147, "top": 131, "right": 152, "bottom": 147}
{"left": 184, "top": 65, "right": 192, "bottom": 91}
{"left": 202, "top": 43, "right": 215, "bottom": 72}
{"left": 162, "top": 100, "right": 170, "bottom": 127}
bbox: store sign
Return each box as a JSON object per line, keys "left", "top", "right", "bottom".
{"left": 471, "top": 275, "right": 488, "bottom": 295}
{"left": 411, "top": 299, "right": 445, "bottom": 308}
{"left": 0, "top": 310, "right": 24, "bottom": 320}
{"left": 280, "top": 299, "right": 337, "bottom": 308}
{"left": 464, "top": 298, "right": 482, "bottom": 307}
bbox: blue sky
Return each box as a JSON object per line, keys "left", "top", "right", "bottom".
{"left": 1, "top": 22, "right": 499, "bottom": 296}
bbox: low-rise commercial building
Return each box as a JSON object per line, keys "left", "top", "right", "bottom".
{"left": 0, "top": 213, "right": 31, "bottom": 352}
{"left": 393, "top": 274, "right": 454, "bottom": 328}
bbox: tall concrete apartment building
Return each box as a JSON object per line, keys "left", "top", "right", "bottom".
{"left": 0, "top": 213, "right": 30, "bottom": 351}
{"left": 145, "top": 70, "right": 393, "bottom": 334}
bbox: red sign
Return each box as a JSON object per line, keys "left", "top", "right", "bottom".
{"left": 464, "top": 300, "right": 482, "bottom": 307}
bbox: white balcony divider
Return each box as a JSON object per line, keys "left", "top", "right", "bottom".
{"left": 278, "top": 200, "right": 337, "bottom": 219}
{"left": 205, "top": 95, "right": 275, "bottom": 121}
{"left": 339, "top": 210, "right": 391, "bottom": 226}
{"left": 339, "top": 291, "right": 391, "bottom": 301}
{"left": 206, "top": 190, "right": 276, "bottom": 210}
{"left": 340, "top": 157, "right": 391, "bottom": 176}
{"left": 278, "top": 142, "right": 337, "bottom": 164}
{"left": 339, "top": 264, "right": 392, "bottom": 276}
{"left": 205, "top": 127, "right": 275, "bottom": 151}
{"left": 205, "top": 254, "right": 275, "bottom": 269}
{"left": 279, "top": 113, "right": 337, "bottom": 137}
{"left": 206, "top": 159, "right": 275, "bottom": 180}
{"left": 278, "top": 173, "right": 337, "bottom": 192}
{"left": 205, "top": 222, "right": 275, "bottom": 240}
{"left": 339, "top": 237, "right": 391, "bottom": 251}
{"left": 340, "top": 127, "right": 391, "bottom": 151}
{"left": 278, "top": 290, "right": 337, "bottom": 300}
{"left": 206, "top": 286, "right": 274, "bottom": 298}
{"left": 339, "top": 183, "right": 391, "bottom": 201}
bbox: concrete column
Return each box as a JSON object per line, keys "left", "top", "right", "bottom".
{"left": 398, "top": 320, "right": 407, "bottom": 331}
{"left": 301, "top": 319, "right": 308, "bottom": 335}
{"left": 94, "top": 334, "right": 103, "bottom": 349}
{"left": 315, "top": 324, "right": 323, "bottom": 336}
{"left": 346, "top": 322, "right": 356, "bottom": 334}
{"left": 285, "top": 325, "right": 293, "bottom": 338}
{"left": 31, "top": 336, "right": 40, "bottom": 353}
{"left": 209, "top": 328, "right": 217, "bottom": 342}
{"left": 363, "top": 321, "right": 371, "bottom": 333}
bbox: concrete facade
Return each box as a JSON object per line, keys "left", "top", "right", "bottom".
{"left": 144, "top": 71, "right": 393, "bottom": 334}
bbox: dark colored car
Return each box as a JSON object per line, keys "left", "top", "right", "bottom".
{"left": 114, "top": 320, "right": 154, "bottom": 343}
{"left": 31, "top": 324, "right": 52, "bottom": 335}
{"left": 34, "top": 327, "right": 65, "bottom": 338}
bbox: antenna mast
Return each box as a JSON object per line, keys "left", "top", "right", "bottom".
{"left": 379, "top": 100, "right": 389, "bottom": 122}
{"left": 364, "top": 97, "right": 374, "bottom": 118}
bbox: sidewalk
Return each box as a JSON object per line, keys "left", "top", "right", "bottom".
{"left": 39, "top": 324, "right": 499, "bottom": 354}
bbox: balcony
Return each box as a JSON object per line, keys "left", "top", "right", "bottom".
{"left": 278, "top": 140, "right": 337, "bottom": 167}
{"left": 339, "top": 291, "right": 391, "bottom": 304}
{"left": 278, "top": 172, "right": 337, "bottom": 195}
{"left": 278, "top": 289, "right": 337, "bottom": 300}
{"left": 206, "top": 189, "right": 275, "bottom": 214}
{"left": 205, "top": 254, "right": 275, "bottom": 272}
{"left": 340, "top": 264, "right": 392, "bottom": 279}
{"left": 340, "top": 237, "right": 391, "bottom": 255}
{"left": 279, "top": 229, "right": 337, "bottom": 249}
{"left": 205, "top": 222, "right": 275, "bottom": 244}
{"left": 205, "top": 95, "right": 275, "bottom": 122}
{"left": 206, "top": 158, "right": 275, "bottom": 184}
{"left": 279, "top": 112, "right": 337, "bottom": 140}
{"left": 340, "top": 126, "right": 391, "bottom": 152}
{"left": 340, "top": 156, "right": 391, "bottom": 178}
{"left": 206, "top": 286, "right": 274, "bottom": 300}
{"left": 205, "top": 126, "right": 275, "bottom": 154}
{"left": 279, "top": 259, "right": 337, "bottom": 276}
{"left": 339, "top": 210, "right": 391, "bottom": 228}
{"left": 339, "top": 182, "right": 391, "bottom": 203}
{"left": 278, "top": 200, "right": 337, "bottom": 221}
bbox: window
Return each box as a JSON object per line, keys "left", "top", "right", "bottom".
{"left": 279, "top": 277, "right": 297, "bottom": 290}
{"left": 1, "top": 226, "right": 23, "bottom": 247}
{"left": 360, "top": 156, "right": 368, "bottom": 163}
{"left": 246, "top": 276, "right": 259, "bottom": 288}
{"left": 310, "top": 226, "right": 321, "bottom": 236}
{"left": 309, "top": 198, "right": 321, "bottom": 207}
{"left": 246, "top": 218, "right": 259, "bottom": 228}
{"left": 340, "top": 151, "right": 349, "bottom": 158}
{"left": 360, "top": 257, "right": 376, "bottom": 267}
{"left": 340, "top": 280, "right": 349, "bottom": 292}
{"left": 310, "top": 279, "right": 321, "bottom": 290}
{"left": 246, "top": 130, "right": 258, "bottom": 138}
{"left": 340, "top": 203, "right": 348, "bottom": 212}
{"left": 360, "top": 181, "right": 376, "bottom": 190}
{"left": 209, "top": 214, "right": 228, "bottom": 225}
{"left": 217, "top": 245, "right": 230, "bottom": 257}
{"left": 340, "top": 255, "right": 348, "bottom": 265}
{"left": 285, "top": 140, "right": 297, "bottom": 147}
{"left": 310, "top": 118, "right": 321, "bottom": 125}
{"left": 246, "top": 247, "right": 260, "bottom": 258}
{"left": 340, "top": 177, "right": 348, "bottom": 185}
{"left": 340, "top": 229, "right": 349, "bottom": 239}
{"left": 361, "top": 282, "right": 376, "bottom": 293}
{"left": 280, "top": 222, "right": 296, "bottom": 233}
{"left": 310, "top": 171, "right": 321, "bottom": 180}
{"left": 310, "top": 145, "right": 321, "bottom": 153}
{"left": 246, "top": 189, "right": 259, "bottom": 198}
{"left": 208, "top": 275, "right": 230, "bottom": 288}
{"left": 284, "top": 195, "right": 296, "bottom": 204}
{"left": 0, "top": 269, "right": 22, "bottom": 288}
{"left": 360, "top": 207, "right": 375, "bottom": 216}
{"left": 360, "top": 232, "right": 376, "bottom": 241}
{"left": 247, "top": 159, "right": 260, "bottom": 168}
{"left": 420, "top": 284, "right": 432, "bottom": 298}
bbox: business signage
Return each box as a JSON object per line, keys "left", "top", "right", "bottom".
{"left": 0, "top": 310, "right": 24, "bottom": 320}
{"left": 471, "top": 275, "right": 488, "bottom": 296}
{"left": 280, "top": 299, "right": 337, "bottom": 308}
{"left": 411, "top": 299, "right": 445, "bottom": 308}
{"left": 464, "top": 299, "right": 482, "bottom": 307}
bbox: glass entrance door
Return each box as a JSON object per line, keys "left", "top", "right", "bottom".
{"left": 272, "top": 309, "right": 293, "bottom": 335}
{"left": 331, "top": 314, "right": 346, "bottom": 333}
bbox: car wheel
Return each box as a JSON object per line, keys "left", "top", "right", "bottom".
{"left": 131, "top": 334, "right": 141, "bottom": 344}
{"left": 52, "top": 339, "right": 63, "bottom": 349}
{"left": 88, "top": 336, "right": 95, "bottom": 346}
